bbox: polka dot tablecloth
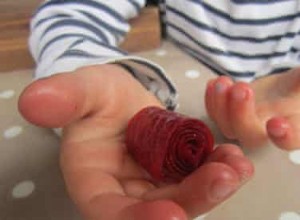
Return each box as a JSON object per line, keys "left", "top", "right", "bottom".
{"left": 1, "top": 41, "right": 300, "bottom": 220}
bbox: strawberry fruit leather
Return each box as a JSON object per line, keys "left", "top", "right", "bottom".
{"left": 125, "top": 106, "right": 214, "bottom": 183}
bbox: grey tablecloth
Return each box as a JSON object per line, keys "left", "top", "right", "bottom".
{"left": 1, "top": 41, "right": 300, "bottom": 220}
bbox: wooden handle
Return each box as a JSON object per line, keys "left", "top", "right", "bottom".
{"left": 0, "top": 5, "right": 161, "bottom": 72}
{"left": 120, "top": 7, "right": 161, "bottom": 52}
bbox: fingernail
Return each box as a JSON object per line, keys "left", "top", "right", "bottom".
{"left": 232, "top": 88, "right": 247, "bottom": 101}
{"left": 210, "top": 181, "right": 237, "bottom": 202}
{"left": 267, "top": 117, "right": 289, "bottom": 139}
{"left": 269, "top": 127, "right": 286, "bottom": 138}
{"left": 268, "top": 124, "right": 288, "bottom": 138}
{"left": 215, "top": 81, "right": 226, "bottom": 93}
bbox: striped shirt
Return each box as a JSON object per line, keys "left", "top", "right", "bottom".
{"left": 29, "top": 0, "right": 300, "bottom": 109}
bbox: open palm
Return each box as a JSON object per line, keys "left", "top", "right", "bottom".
{"left": 19, "top": 65, "right": 253, "bottom": 220}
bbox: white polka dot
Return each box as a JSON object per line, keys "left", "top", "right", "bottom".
{"left": 3, "top": 126, "right": 23, "bottom": 139}
{"left": 156, "top": 49, "right": 167, "bottom": 56}
{"left": 289, "top": 150, "right": 300, "bottom": 165}
{"left": 279, "top": 212, "right": 300, "bottom": 220}
{"left": 12, "top": 180, "right": 35, "bottom": 199}
{"left": 0, "top": 90, "right": 15, "bottom": 99}
{"left": 185, "top": 70, "right": 201, "bottom": 79}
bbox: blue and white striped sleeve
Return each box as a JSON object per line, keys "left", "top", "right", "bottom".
{"left": 165, "top": 0, "right": 300, "bottom": 82}
{"left": 29, "top": 0, "right": 177, "bottom": 110}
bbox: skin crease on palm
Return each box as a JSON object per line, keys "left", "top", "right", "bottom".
{"left": 19, "top": 64, "right": 256, "bottom": 220}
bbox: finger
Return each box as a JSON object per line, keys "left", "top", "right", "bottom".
{"left": 208, "top": 145, "right": 254, "bottom": 183}
{"left": 143, "top": 162, "right": 241, "bottom": 219}
{"left": 18, "top": 65, "right": 155, "bottom": 128}
{"left": 76, "top": 193, "right": 188, "bottom": 220}
{"left": 205, "top": 144, "right": 244, "bottom": 163}
{"left": 211, "top": 76, "right": 235, "bottom": 138}
{"left": 267, "top": 115, "right": 300, "bottom": 151}
{"left": 121, "top": 199, "right": 187, "bottom": 220}
{"left": 205, "top": 79, "right": 217, "bottom": 121}
{"left": 228, "top": 82, "right": 266, "bottom": 148}
{"left": 18, "top": 67, "right": 111, "bottom": 128}
{"left": 18, "top": 72, "right": 85, "bottom": 127}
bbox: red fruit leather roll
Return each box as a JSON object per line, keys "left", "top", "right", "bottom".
{"left": 125, "top": 106, "right": 214, "bottom": 183}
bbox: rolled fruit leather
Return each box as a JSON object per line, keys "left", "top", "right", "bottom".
{"left": 125, "top": 106, "right": 214, "bottom": 183}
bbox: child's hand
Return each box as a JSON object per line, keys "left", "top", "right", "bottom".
{"left": 205, "top": 69, "right": 300, "bottom": 150}
{"left": 19, "top": 65, "right": 253, "bottom": 220}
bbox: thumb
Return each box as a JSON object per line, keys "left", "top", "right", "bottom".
{"left": 18, "top": 65, "right": 123, "bottom": 128}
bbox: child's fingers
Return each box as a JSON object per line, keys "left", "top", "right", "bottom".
{"left": 267, "top": 115, "right": 300, "bottom": 151}
{"left": 121, "top": 200, "right": 187, "bottom": 220}
{"left": 143, "top": 162, "right": 242, "bottom": 219}
{"left": 206, "top": 144, "right": 254, "bottom": 183}
{"left": 211, "top": 76, "right": 235, "bottom": 138}
{"left": 70, "top": 188, "right": 187, "bottom": 220}
{"left": 228, "top": 82, "right": 266, "bottom": 148}
{"left": 208, "top": 147, "right": 254, "bottom": 184}
{"left": 205, "top": 144, "right": 245, "bottom": 163}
